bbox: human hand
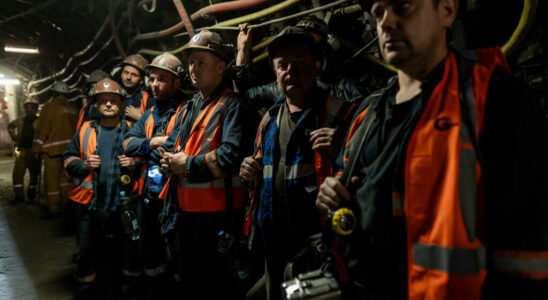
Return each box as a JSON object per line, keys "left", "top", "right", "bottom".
{"left": 315, "top": 176, "right": 352, "bottom": 213}
{"left": 118, "top": 155, "right": 134, "bottom": 170}
{"left": 239, "top": 155, "right": 262, "bottom": 181}
{"left": 150, "top": 136, "right": 168, "bottom": 149}
{"left": 236, "top": 23, "right": 253, "bottom": 66}
{"left": 84, "top": 154, "right": 101, "bottom": 171}
{"left": 310, "top": 127, "right": 339, "bottom": 158}
{"left": 125, "top": 105, "right": 142, "bottom": 122}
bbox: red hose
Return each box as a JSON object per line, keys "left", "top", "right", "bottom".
{"left": 173, "top": 0, "right": 195, "bottom": 37}
{"left": 190, "top": 0, "right": 269, "bottom": 21}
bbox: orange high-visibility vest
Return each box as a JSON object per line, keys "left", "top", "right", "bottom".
{"left": 174, "top": 88, "right": 245, "bottom": 212}
{"left": 130, "top": 103, "right": 184, "bottom": 196}
{"left": 140, "top": 91, "right": 151, "bottom": 115}
{"left": 404, "top": 49, "right": 510, "bottom": 299}
{"left": 65, "top": 121, "right": 96, "bottom": 205}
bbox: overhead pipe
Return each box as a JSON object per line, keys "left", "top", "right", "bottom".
{"left": 139, "top": 0, "right": 305, "bottom": 55}
{"left": 109, "top": 0, "right": 127, "bottom": 58}
{"left": 27, "top": 16, "right": 110, "bottom": 91}
{"left": 190, "top": 0, "right": 270, "bottom": 21}
{"left": 28, "top": 15, "right": 125, "bottom": 97}
{"left": 502, "top": 0, "right": 538, "bottom": 55}
{"left": 131, "top": 0, "right": 195, "bottom": 45}
{"left": 174, "top": 0, "right": 348, "bottom": 38}
{"left": 138, "top": 0, "right": 156, "bottom": 13}
{"left": 173, "top": 0, "right": 195, "bottom": 37}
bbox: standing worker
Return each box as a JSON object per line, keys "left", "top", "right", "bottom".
{"left": 239, "top": 26, "right": 356, "bottom": 299}
{"left": 8, "top": 98, "right": 40, "bottom": 204}
{"left": 63, "top": 78, "right": 140, "bottom": 299}
{"left": 123, "top": 52, "right": 186, "bottom": 298}
{"left": 158, "top": 30, "right": 253, "bottom": 300}
{"left": 33, "top": 80, "right": 79, "bottom": 220}
{"left": 120, "top": 54, "right": 155, "bottom": 123}
{"left": 316, "top": 0, "right": 548, "bottom": 298}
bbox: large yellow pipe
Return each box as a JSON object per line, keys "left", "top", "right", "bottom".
{"left": 139, "top": 0, "right": 302, "bottom": 56}
{"left": 502, "top": 0, "right": 537, "bottom": 55}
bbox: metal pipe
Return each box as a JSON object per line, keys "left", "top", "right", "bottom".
{"left": 190, "top": 0, "right": 269, "bottom": 21}
{"left": 139, "top": 0, "right": 306, "bottom": 55}
{"left": 502, "top": 0, "right": 538, "bottom": 55}
{"left": 27, "top": 16, "right": 110, "bottom": 91}
{"left": 174, "top": 0, "right": 349, "bottom": 37}
{"left": 173, "top": 0, "right": 195, "bottom": 37}
{"left": 109, "top": 1, "right": 127, "bottom": 58}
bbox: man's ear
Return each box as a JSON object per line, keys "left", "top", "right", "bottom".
{"left": 173, "top": 77, "right": 181, "bottom": 89}
{"left": 439, "top": 0, "right": 459, "bottom": 28}
{"left": 217, "top": 60, "right": 227, "bottom": 76}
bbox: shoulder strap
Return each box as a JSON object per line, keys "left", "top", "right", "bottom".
{"left": 338, "top": 90, "right": 385, "bottom": 189}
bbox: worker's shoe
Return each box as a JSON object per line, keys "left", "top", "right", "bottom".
{"left": 39, "top": 211, "right": 60, "bottom": 220}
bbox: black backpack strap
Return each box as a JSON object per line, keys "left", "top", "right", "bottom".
{"left": 338, "top": 86, "right": 388, "bottom": 189}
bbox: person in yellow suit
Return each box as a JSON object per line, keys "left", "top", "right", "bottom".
{"left": 8, "top": 98, "right": 40, "bottom": 204}
{"left": 32, "top": 81, "right": 78, "bottom": 219}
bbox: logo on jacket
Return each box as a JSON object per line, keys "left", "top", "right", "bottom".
{"left": 434, "top": 117, "right": 458, "bottom": 130}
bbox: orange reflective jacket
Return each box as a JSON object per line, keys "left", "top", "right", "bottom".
{"left": 65, "top": 121, "right": 96, "bottom": 205}
{"left": 174, "top": 88, "right": 244, "bottom": 212}
{"left": 131, "top": 103, "right": 184, "bottom": 196}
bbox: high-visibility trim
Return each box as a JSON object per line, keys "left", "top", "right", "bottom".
{"left": 123, "top": 136, "right": 136, "bottom": 152}
{"left": 392, "top": 191, "right": 404, "bottom": 216}
{"left": 413, "top": 243, "right": 486, "bottom": 275}
{"left": 13, "top": 184, "right": 23, "bottom": 188}
{"left": 205, "top": 151, "right": 225, "bottom": 178}
{"left": 144, "top": 264, "right": 167, "bottom": 277}
{"left": 33, "top": 139, "right": 44, "bottom": 145}
{"left": 122, "top": 269, "right": 143, "bottom": 277}
{"left": 63, "top": 156, "right": 80, "bottom": 168}
{"left": 59, "top": 182, "right": 71, "bottom": 187}
{"left": 75, "top": 272, "right": 97, "bottom": 283}
{"left": 285, "top": 163, "right": 315, "bottom": 180}
{"left": 491, "top": 250, "right": 548, "bottom": 279}
{"left": 263, "top": 165, "right": 273, "bottom": 179}
{"left": 42, "top": 139, "right": 71, "bottom": 148}
{"left": 76, "top": 181, "right": 93, "bottom": 189}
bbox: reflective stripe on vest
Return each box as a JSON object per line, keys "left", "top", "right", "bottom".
{"left": 68, "top": 121, "right": 95, "bottom": 205}
{"left": 136, "top": 103, "right": 184, "bottom": 196}
{"left": 491, "top": 250, "right": 548, "bottom": 280}
{"left": 405, "top": 49, "right": 509, "bottom": 300}
{"left": 176, "top": 88, "right": 244, "bottom": 212}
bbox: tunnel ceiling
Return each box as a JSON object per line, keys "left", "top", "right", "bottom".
{"left": 0, "top": 0, "right": 547, "bottom": 102}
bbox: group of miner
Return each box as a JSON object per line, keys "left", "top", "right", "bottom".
{"left": 9, "top": 0, "right": 548, "bottom": 299}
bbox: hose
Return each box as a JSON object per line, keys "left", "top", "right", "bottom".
{"left": 501, "top": 0, "right": 538, "bottom": 55}
{"left": 191, "top": 0, "right": 270, "bottom": 21}
{"left": 131, "top": 0, "right": 195, "bottom": 44}
{"left": 173, "top": 0, "right": 195, "bottom": 37}
{"left": 139, "top": 0, "right": 304, "bottom": 55}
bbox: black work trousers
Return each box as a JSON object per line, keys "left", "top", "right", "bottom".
{"left": 178, "top": 211, "right": 246, "bottom": 300}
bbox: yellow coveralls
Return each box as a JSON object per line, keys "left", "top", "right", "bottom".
{"left": 32, "top": 95, "right": 78, "bottom": 214}
{"left": 8, "top": 115, "right": 40, "bottom": 202}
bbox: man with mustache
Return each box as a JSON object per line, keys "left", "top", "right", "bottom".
{"left": 122, "top": 52, "right": 186, "bottom": 298}
{"left": 316, "top": 0, "right": 548, "bottom": 298}
{"left": 239, "top": 26, "right": 356, "bottom": 300}
{"left": 158, "top": 30, "right": 253, "bottom": 299}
